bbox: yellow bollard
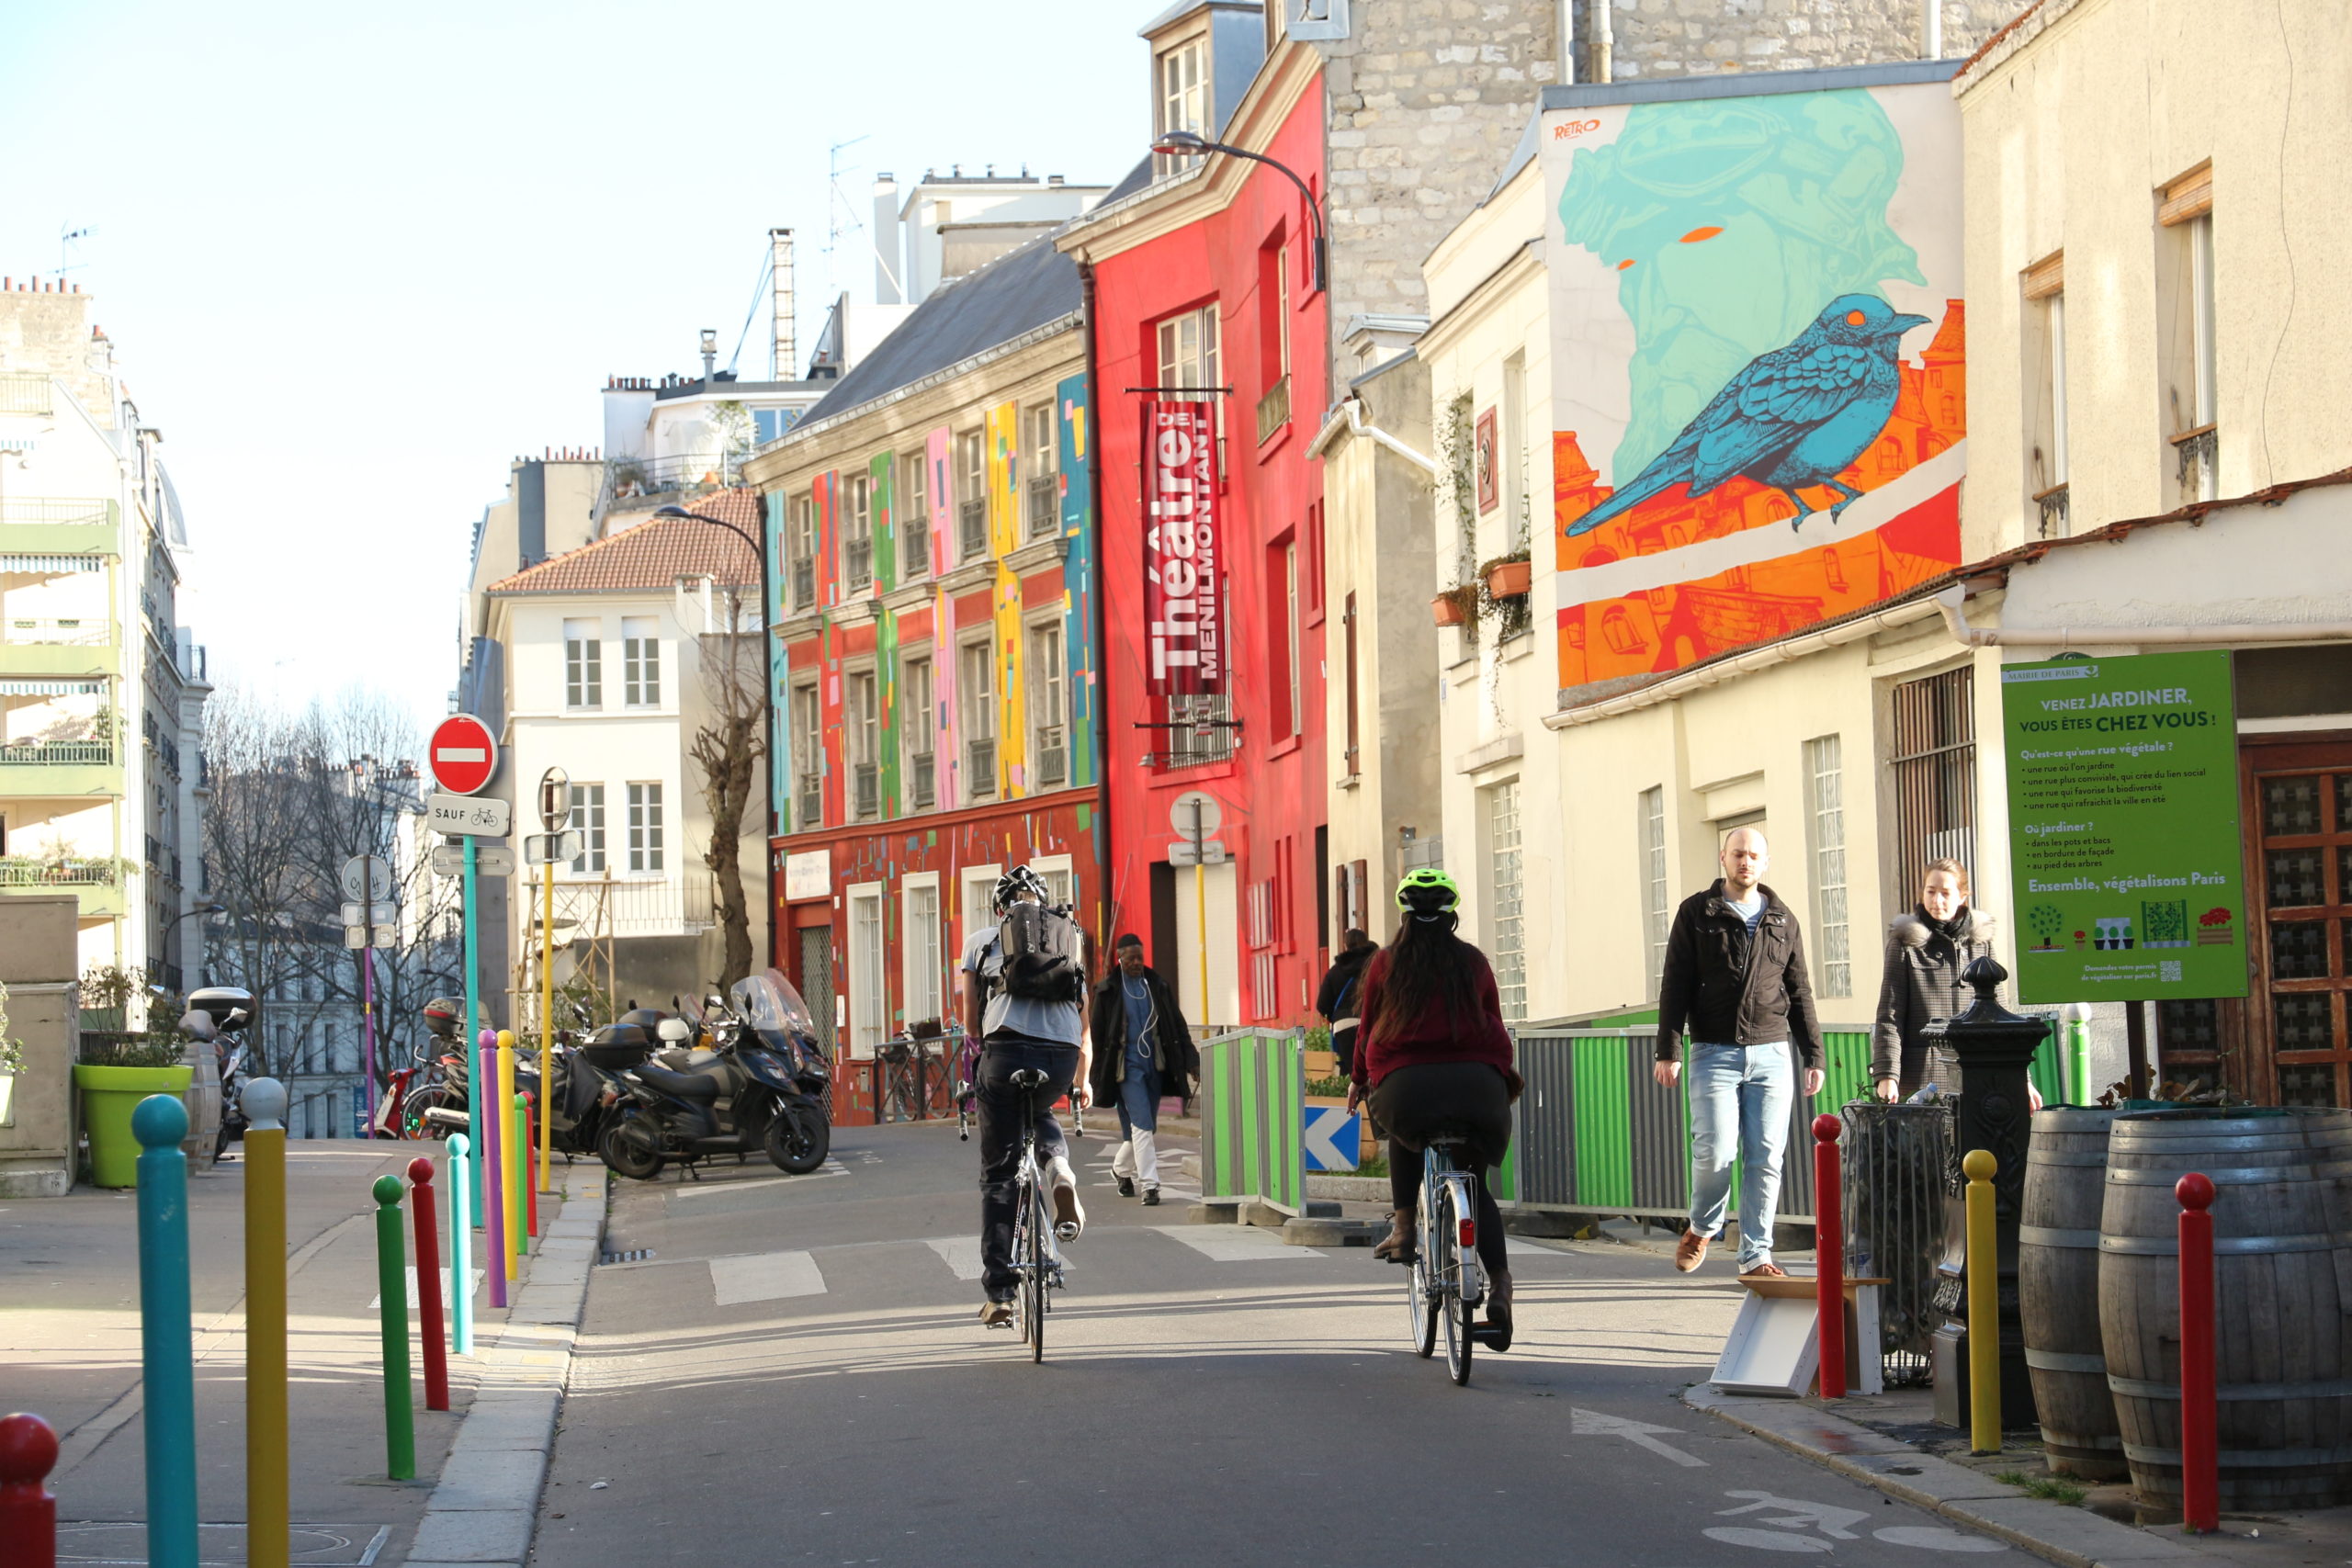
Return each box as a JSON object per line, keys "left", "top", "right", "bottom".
{"left": 539, "top": 859, "right": 555, "bottom": 1196}
{"left": 1963, "top": 1147, "right": 2000, "bottom": 1455}
{"left": 242, "top": 1078, "right": 290, "bottom": 1568}
{"left": 496, "top": 1030, "right": 520, "bottom": 1284}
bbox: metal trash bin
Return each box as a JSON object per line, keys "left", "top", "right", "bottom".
{"left": 1840, "top": 1100, "right": 1953, "bottom": 1386}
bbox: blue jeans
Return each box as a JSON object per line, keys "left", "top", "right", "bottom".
{"left": 1686, "top": 1041, "right": 1792, "bottom": 1269}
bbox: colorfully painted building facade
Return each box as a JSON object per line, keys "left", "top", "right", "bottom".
{"left": 747, "top": 236, "right": 1104, "bottom": 1121}
{"left": 1057, "top": 32, "right": 1331, "bottom": 1030}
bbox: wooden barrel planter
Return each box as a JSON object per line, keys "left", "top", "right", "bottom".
{"left": 2020, "top": 1106, "right": 2126, "bottom": 1479}
{"left": 2099, "top": 1107, "right": 2352, "bottom": 1510}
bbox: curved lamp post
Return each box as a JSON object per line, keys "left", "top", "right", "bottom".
{"left": 1149, "top": 129, "right": 1327, "bottom": 293}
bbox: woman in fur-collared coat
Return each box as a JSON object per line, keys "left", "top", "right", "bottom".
{"left": 1871, "top": 859, "right": 1998, "bottom": 1100}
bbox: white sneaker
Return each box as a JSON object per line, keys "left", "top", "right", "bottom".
{"left": 1047, "top": 1155, "right": 1085, "bottom": 1241}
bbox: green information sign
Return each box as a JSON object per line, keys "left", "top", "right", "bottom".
{"left": 2000, "top": 649, "right": 2248, "bottom": 1005}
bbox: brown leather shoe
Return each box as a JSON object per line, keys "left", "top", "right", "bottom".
{"left": 1740, "top": 1261, "right": 1789, "bottom": 1278}
{"left": 1373, "top": 1208, "right": 1418, "bottom": 1264}
{"left": 1674, "top": 1230, "right": 1711, "bottom": 1272}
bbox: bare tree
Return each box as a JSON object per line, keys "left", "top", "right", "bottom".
{"left": 688, "top": 584, "right": 766, "bottom": 990}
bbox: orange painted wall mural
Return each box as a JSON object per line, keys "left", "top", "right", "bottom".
{"left": 1540, "top": 73, "right": 1967, "bottom": 691}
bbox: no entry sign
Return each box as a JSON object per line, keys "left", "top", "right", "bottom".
{"left": 429, "top": 714, "right": 499, "bottom": 795}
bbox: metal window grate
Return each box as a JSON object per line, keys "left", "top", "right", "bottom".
{"left": 909, "top": 750, "right": 935, "bottom": 808}
{"left": 1489, "top": 781, "right": 1526, "bottom": 1022}
{"left": 854, "top": 761, "right": 879, "bottom": 820}
{"left": 1025, "top": 477, "right": 1057, "bottom": 540}
{"left": 1890, "top": 667, "right": 1976, "bottom": 894}
{"left": 966, "top": 738, "right": 996, "bottom": 799}
{"left": 959, "top": 499, "right": 987, "bottom": 559}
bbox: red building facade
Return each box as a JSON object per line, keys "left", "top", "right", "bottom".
{"left": 1059, "top": 36, "right": 1330, "bottom": 1029}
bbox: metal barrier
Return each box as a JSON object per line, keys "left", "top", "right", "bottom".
{"left": 1198, "top": 1029, "right": 1306, "bottom": 1217}
{"left": 1510, "top": 1024, "right": 2068, "bottom": 1227}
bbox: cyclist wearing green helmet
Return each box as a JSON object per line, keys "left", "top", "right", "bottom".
{"left": 1346, "top": 867, "right": 1522, "bottom": 1344}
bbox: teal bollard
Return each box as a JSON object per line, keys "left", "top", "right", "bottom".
{"left": 132, "top": 1094, "right": 198, "bottom": 1568}
{"left": 447, "top": 1134, "right": 474, "bottom": 1355}
{"left": 371, "top": 1175, "right": 415, "bottom": 1480}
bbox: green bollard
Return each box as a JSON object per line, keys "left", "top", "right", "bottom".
{"left": 133, "top": 1094, "right": 198, "bottom": 1568}
{"left": 370, "top": 1175, "right": 415, "bottom": 1480}
{"left": 510, "top": 1093, "right": 528, "bottom": 1258}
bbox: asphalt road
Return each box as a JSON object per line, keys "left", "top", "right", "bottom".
{"left": 531, "top": 1120, "right": 2015, "bottom": 1566}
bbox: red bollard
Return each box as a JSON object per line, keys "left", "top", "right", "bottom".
{"left": 1814, "top": 1113, "right": 1847, "bottom": 1400}
{"left": 2177, "top": 1172, "right": 2218, "bottom": 1532}
{"left": 523, "top": 1095, "right": 539, "bottom": 1239}
{"left": 407, "top": 1158, "right": 450, "bottom": 1412}
{"left": 0, "top": 1411, "right": 59, "bottom": 1568}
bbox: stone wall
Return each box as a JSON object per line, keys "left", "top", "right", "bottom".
{"left": 1310, "top": 0, "right": 2032, "bottom": 331}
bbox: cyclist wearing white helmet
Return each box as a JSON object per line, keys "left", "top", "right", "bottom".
{"left": 1347, "top": 867, "right": 1522, "bottom": 1344}
{"left": 960, "top": 864, "right": 1091, "bottom": 1326}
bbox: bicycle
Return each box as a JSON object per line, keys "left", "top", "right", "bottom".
{"left": 1001, "top": 1066, "right": 1073, "bottom": 1363}
{"left": 1407, "top": 1135, "right": 1486, "bottom": 1385}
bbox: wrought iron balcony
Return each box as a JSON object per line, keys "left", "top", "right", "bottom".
{"left": 1257, "top": 375, "right": 1291, "bottom": 444}
{"left": 1033, "top": 727, "right": 1068, "bottom": 788}
{"left": 0, "top": 738, "right": 114, "bottom": 766}
{"left": 900, "top": 524, "right": 932, "bottom": 582}
{"left": 959, "top": 499, "right": 987, "bottom": 559}
{"left": 0, "top": 856, "right": 119, "bottom": 888}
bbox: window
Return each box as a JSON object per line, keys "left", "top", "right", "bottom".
{"left": 1160, "top": 691, "right": 1234, "bottom": 769}
{"left": 847, "top": 669, "right": 880, "bottom": 819}
{"left": 904, "top": 655, "right": 935, "bottom": 808}
{"left": 848, "top": 884, "right": 886, "bottom": 1059}
{"left": 569, "top": 784, "right": 606, "bottom": 873}
{"left": 962, "top": 865, "right": 1001, "bottom": 957}
{"left": 787, "top": 495, "right": 817, "bottom": 609}
{"left": 622, "top": 616, "right": 661, "bottom": 706}
{"left": 844, "top": 473, "right": 874, "bottom": 592}
{"left": 1256, "top": 238, "right": 1292, "bottom": 441}
{"left": 899, "top": 452, "right": 931, "bottom": 580}
{"left": 959, "top": 637, "right": 996, "bottom": 799}
{"left": 2158, "top": 164, "right": 2217, "bottom": 505}
{"left": 791, "top": 682, "right": 822, "bottom": 829}
{"left": 563, "top": 618, "right": 602, "bottom": 708}
{"left": 1284, "top": 542, "right": 1301, "bottom": 738}
{"left": 956, "top": 430, "right": 988, "bottom": 560}
{"left": 1027, "top": 622, "right": 1067, "bottom": 788}
{"left": 1267, "top": 537, "right": 1300, "bottom": 739}
{"left": 1804, "top": 735, "right": 1851, "bottom": 999}
{"left": 626, "top": 783, "right": 664, "bottom": 873}
{"left": 1157, "top": 307, "right": 1220, "bottom": 393}
{"left": 1248, "top": 875, "right": 1277, "bottom": 1020}
{"left": 2023, "top": 253, "right": 2069, "bottom": 536}
{"left": 1024, "top": 404, "right": 1057, "bottom": 540}
{"left": 1155, "top": 38, "right": 1207, "bottom": 177}
{"left": 904, "top": 878, "right": 943, "bottom": 1030}
{"left": 1640, "top": 786, "right": 1668, "bottom": 1001}
{"left": 752, "top": 408, "right": 797, "bottom": 445}
{"left": 1341, "top": 591, "right": 1360, "bottom": 776}
{"left": 1488, "top": 780, "right": 1526, "bottom": 1023}
{"left": 1502, "top": 352, "right": 1529, "bottom": 536}
{"left": 1890, "top": 666, "right": 1977, "bottom": 903}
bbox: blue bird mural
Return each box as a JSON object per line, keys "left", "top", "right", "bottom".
{"left": 1566, "top": 293, "right": 1932, "bottom": 536}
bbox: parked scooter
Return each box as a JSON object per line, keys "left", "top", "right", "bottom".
{"left": 407, "top": 997, "right": 641, "bottom": 1162}
{"left": 181, "top": 986, "right": 256, "bottom": 1163}
{"left": 599, "top": 970, "right": 831, "bottom": 1181}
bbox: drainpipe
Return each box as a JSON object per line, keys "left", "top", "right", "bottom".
{"left": 1921, "top": 0, "right": 1943, "bottom": 59}
{"left": 1591, "top": 0, "right": 1613, "bottom": 85}
{"left": 1307, "top": 394, "right": 1440, "bottom": 477}
{"left": 1933, "top": 584, "right": 2352, "bottom": 648}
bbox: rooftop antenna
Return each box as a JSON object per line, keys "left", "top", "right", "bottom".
{"left": 823, "top": 134, "right": 872, "bottom": 310}
{"left": 58, "top": 226, "right": 93, "bottom": 276}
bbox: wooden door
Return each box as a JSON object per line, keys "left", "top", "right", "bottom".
{"left": 2241, "top": 734, "right": 2352, "bottom": 1107}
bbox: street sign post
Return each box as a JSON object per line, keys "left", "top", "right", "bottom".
{"left": 523, "top": 830, "right": 582, "bottom": 867}
{"left": 1171, "top": 792, "right": 1222, "bottom": 1027}
{"left": 339, "top": 855, "right": 391, "bottom": 904}
{"left": 340, "top": 853, "right": 395, "bottom": 1131}
{"left": 1167, "top": 840, "right": 1229, "bottom": 866}
{"left": 531, "top": 770, "right": 570, "bottom": 1201}
{"left": 433, "top": 843, "right": 514, "bottom": 877}
{"left": 537, "top": 767, "right": 571, "bottom": 831}
{"left": 341, "top": 902, "right": 399, "bottom": 928}
{"left": 427, "top": 793, "right": 512, "bottom": 839}
{"left": 428, "top": 715, "right": 500, "bottom": 796}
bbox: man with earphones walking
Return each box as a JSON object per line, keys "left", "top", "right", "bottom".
{"left": 1088, "top": 933, "right": 1198, "bottom": 1206}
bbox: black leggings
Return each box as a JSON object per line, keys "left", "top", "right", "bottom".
{"left": 1369, "top": 1063, "right": 1511, "bottom": 1277}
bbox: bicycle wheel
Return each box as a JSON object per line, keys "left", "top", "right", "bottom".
{"left": 1408, "top": 1180, "right": 1438, "bottom": 1359}
{"left": 1025, "top": 1178, "right": 1049, "bottom": 1363}
{"left": 1439, "top": 1183, "right": 1475, "bottom": 1385}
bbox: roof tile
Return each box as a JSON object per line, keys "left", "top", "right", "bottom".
{"left": 488, "top": 490, "right": 762, "bottom": 595}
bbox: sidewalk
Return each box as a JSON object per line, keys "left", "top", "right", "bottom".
{"left": 0, "top": 1141, "right": 605, "bottom": 1566}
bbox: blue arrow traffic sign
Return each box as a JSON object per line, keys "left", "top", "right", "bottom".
{"left": 1303, "top": 1106, "right": 1360, "bottom": 1173}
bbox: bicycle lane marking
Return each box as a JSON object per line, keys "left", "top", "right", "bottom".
{"left": 1703, "top": 1490, "right": 2009, "bottom": 1554}
{"left": 1570, "top": 1406, "right": 1709, "bottom": 1467}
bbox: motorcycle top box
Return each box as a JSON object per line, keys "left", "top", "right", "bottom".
{"left": 580, "top": 1022, "right": 657, "bottom": 1072}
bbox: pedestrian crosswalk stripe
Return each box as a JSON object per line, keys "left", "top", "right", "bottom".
{"left": 923, "top": 1235, "right": 984, "bottom": 1280}
{"left": 671, "top": 1157, "right": 849, "bottom": 1201}
{"left": 1151, "top": 1225, "right": 1324, "bottom": 1261}
{"left": 709, "top": 1249, "right": 827, "bottom": 1304}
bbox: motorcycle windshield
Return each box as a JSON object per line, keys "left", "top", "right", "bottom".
{"left": 730, "top": 970, "right": 823, "bottom": 1060}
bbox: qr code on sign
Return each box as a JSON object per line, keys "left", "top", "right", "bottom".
{"left": 2161, "top": 961, "right": 2183, "bottom": 983}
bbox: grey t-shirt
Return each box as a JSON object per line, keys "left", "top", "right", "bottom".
{"left": 959, "top": 922, "right": 1084, "bottom": 1046}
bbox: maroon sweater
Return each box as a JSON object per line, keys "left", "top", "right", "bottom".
{"left": 1349, "top": 945, "right": 1519, "bottom": 1092}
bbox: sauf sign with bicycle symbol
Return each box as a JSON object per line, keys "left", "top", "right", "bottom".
{"left": 1702, "top": 1492, "right": 2005, "bottom": 1554}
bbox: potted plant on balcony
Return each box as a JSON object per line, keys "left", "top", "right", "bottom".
{"left": 1430, "top": 583, "right": 1478, "bottom": 628}
{"left": 1481, "top": 550, "right": 1532, "bottom": 601}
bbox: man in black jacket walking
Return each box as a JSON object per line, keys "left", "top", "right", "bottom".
{"left": 1088, "top": 934, "right": 1199, "bottom": 1204}
{"left": 1652, "top": 828, "right": 1824, "bottom": 1276}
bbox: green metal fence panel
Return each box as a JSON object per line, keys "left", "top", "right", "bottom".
{"left": 1197, "top": 1029, "right": 1305, "bottom": 1216}
{"left": 1570, "top": 1032, "right": 1634, "bottom": 1210}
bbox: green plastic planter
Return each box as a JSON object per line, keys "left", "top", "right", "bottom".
{"left": 74, "top": 1064, "right": 193, "bottom": 1188}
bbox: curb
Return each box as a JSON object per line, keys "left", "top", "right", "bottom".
{"left": 401, "top": 1163, "right": 608, "bottom": 1568}
{"left": 1681, "top": 1385, "right": 2221, "bottom": 1568}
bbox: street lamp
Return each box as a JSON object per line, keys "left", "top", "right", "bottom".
{"left": 653, "top": 504, "right": 778, "bottom": 844}
{"left": 1149, "top": 129, "right": 1328, "bottom": 293}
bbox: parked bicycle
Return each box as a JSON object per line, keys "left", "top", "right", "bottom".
{"left": 995, "top": 1066, "right": 1073, "bottom": 1362}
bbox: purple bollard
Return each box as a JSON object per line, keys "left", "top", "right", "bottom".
{"left": 479, "top": 1030, "right": 506, "bottom": 1309}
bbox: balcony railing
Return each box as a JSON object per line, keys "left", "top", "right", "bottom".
{"left": 1025, "top": 476, "right": 1057, "bottom": 540}
{"left": 0, "top": 738, "right": 114, "bottom": 766}
{"left": 909, "top": 750, "right": 935, "bottom": 809}
{"left": 796, "top": 773, "right": 822, "bottom": 829}
{"left": 0, "top": 856, "right": 119, "bottom": 888}
{"left": 0, "top": 497, "right": 111, "bottom": 528}
{"left": 2, "top": 617, "right": 108, "bottom": 646}
{"left": 966, "top": 737, "right": 996, "bottom": 799}
{"left": 852, "top": 761, "right": 879, "bottom": 820}
{"left": 1033, "top": 727, "right": 1068, "bottom": 788}
{"left": 789, "top": 558, "right": 815, "bottom": 610}
{"left": 1257, "top": 375, "right": 1291, "bottom": 444}
{"left": 958, "top": 499, "right": 986, "bottom": 559}
{"left": 602, "top": 451, "right": 743, "bottom": 510}
{"left": 845, "top": 536, "right": 873, "bottom": 593}
{"left": 0, "top": 373, "right": 51, "bottom": 416}
{"left": 900, "top": 524, "right": 931, "bottom": 582}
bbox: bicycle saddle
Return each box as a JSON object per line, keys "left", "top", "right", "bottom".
{"left": 635, "top": 1061, "right": 729, "bottom": 1099}
{"left": 1008, "top": 1067, "right": 1049, "bottom": 1090}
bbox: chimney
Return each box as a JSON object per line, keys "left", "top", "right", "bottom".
{"left": 872, "top": 174, "right": 902, "bottom": 305}
{"left": 699, "top": 328, "right": 718, "bottom": 382}
{"left": 769, "top": 228, "right": 797, "bottom": 380}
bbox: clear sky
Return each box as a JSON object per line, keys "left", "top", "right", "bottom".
{"left": 0, "top": 0, "right": 1146, "bottom": 733}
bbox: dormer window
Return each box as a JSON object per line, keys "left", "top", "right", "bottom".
{"left": 1156, "top": 38, "right": 1207, "bottom": 178}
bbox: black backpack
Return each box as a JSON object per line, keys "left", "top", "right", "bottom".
{"left": 998, "top": 902, "right": 1086, "bottom": 1003}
